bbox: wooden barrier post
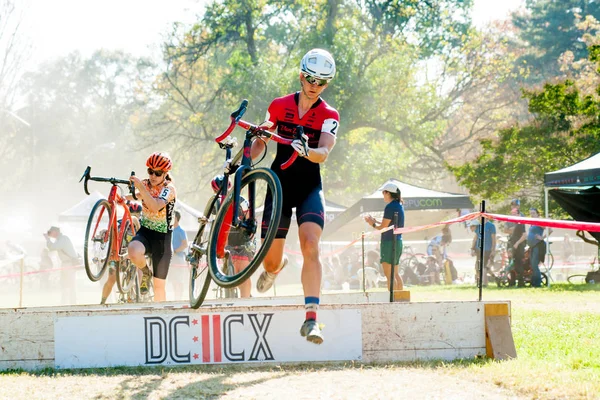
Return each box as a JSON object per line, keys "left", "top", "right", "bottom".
{"left": 484, "top": 303, "right": 516, "bottom": 359}
{"left": 361, "top": 232, "right": 366, "bottom": 293}
{"left": 19, "top": 256, "right": 24, "bottom": 308}
{"left": 389, "top": 212, "right": 398, "bottom": 303}
{"left": 478, "top": 201, "right": 486, "bottom": 301}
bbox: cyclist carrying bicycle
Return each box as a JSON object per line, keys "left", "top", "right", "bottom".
{"left": 128, "top": 152, "right": 177, "bottom": 302}
{"left": 251, "top": 48, "right": 339, "bottom": 344}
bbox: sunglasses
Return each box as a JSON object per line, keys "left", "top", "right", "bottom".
{"left": 147, "top": 168, "right": 164, "bottom": 177}
{"left": 302, "top": 73, "right": 329, "bottom": 87}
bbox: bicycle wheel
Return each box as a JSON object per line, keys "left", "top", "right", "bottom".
{"left": 118, "top": 272, "right": 140, "bottom": 303}
{"left": 84, "top": 199, "right": 112, "bottom": 282}
{"left": 567, "top": 274, "right": 587, "bottom": 284}
{"left": 541, "top": 272, "right": 548, "bottom": 287}
{"left": 208, "top": 168, "right": 282, "bottom": 288}
{"left": 189, "top": 196, "right": 218, "bottom": 309}
{"left": 115, "top": 221, "right": 135, "bottom": 294}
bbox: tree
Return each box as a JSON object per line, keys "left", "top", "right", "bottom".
{"left": 0, "top": 0, "right": 30, "bottom": 181}
{"left": 449, "top": 23, "right": 600, "bottom": 208}
{"left": 138, "top": 0, "right": 527, "bottom": 205}
{"left": 512, "top": 0, "right": 600, "bottom": 83}
{"left": 7, "top": 50, "right": 154, "bottom": 218}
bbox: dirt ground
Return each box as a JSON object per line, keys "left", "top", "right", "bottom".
{"left": 0, "top": 365, "right": 527, "bottom": 400}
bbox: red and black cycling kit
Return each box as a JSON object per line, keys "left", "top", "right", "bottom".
{"left": 261, "top": 92, "right": 340, "bottom": 239}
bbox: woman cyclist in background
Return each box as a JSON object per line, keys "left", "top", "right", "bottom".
{"left": 128, "top": 152, "right": 177, "bottom": 302}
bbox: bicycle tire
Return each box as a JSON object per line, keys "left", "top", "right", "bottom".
{"left": 208, "top": 168, "right": 282, "bottom": 288}
{"left": 541, "top": 272, "right": 548, "bottom": 287}
{"left": 567, "top": 274, "right": 587, "bottom": 284}
{"left": 189, "top": 195, "right": 218, "bottom": 309}
{"left": 84, "top": 199, "right": 112, "bottom": 282}
{"left": 115, "top": 221, "right": 135, "bottom": 294}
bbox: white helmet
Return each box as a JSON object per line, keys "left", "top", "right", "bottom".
{"left": 300, "top": 48, "right": 336, "bottom": 80}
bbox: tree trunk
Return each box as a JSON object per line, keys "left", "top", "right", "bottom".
{"left": 244, "top": 8, "right": 257, "bottom": 65}
{"left": 324, "top": 0, "right": 339, "bottom": 47}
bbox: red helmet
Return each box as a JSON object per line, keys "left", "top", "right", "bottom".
{"left": 211, "top": 175, "right": 231, "bottom": 193}
{"left": 128, "top": 202, "right": 142, "bottom": 214}
{"left": 146, "top": 152, "right": 172, "bottom": 172}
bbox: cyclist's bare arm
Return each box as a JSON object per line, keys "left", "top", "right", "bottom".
{"left": 304, "top": 131, "right": 336, "bottom": 164}
{"left": 250, "top": 122, "right": 275, "bottom": 160}
{"left": 130, "top": 175, "right": 167, "bottom": 213}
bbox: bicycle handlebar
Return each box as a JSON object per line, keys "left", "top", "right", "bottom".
{"left": 79, "top": 166, "right": 138, "bottom": 200}
{"left": 215, "top": 100, "right": 307, "bottom": 170}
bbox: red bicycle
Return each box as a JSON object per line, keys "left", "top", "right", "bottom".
{"left": 79, "top": 167, "right": 140, "bottom": 297}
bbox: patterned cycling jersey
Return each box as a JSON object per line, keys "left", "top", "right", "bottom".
{"left": 139, "top": 179, "right": 177, "bottom": 234}
{"left": 264, "top": 92, "right": 339, "bottom": 193}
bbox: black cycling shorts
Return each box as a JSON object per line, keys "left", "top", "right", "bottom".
{"left": 131, "top": 226, "right": 173, "bottom": 280}
{"left": 261, "top": 184, "right": 325, "bottom": 239}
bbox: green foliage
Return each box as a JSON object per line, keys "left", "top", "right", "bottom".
{"left": 449, "top": 48, "right": 600, "bottom": 207}
{"left": 138, "top": 0, "right": 521, "bottom": 205}
{"left": 513, "top": 0, "right": 600, "bottom": 83}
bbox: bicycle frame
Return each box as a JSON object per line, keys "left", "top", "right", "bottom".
{"left": 81, "top": 166, "right": 137, "bottom": 265}
{"left": 91, "top": 185, "right": 136, "bottom": 264}
{"left": 215, "top": 100, "right": 306, "bottom": 231}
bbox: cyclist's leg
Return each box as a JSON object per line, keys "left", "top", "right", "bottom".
{"left": 101, "top": 268, "right": 117, "bottom": 304}
{"left": 129, "top": 227, "right": 154, "bottom": 295}
{"left": 232, "top": 254, "right": 251, "bottom": 297}
{"left": 151, "top": 232, "right": 172, "bottom": 302}
{"left": 260, "top": 190, "right": 292, "bottom": 274}
{"left": 128, "top": 228, "right": 150, "bottom": 269}
{"left": 296, "top": 187, "right": 328, "bottom": 344}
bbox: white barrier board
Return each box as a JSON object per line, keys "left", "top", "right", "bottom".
{"left": 54, "top": 309, "right": 362, "bottom": 368}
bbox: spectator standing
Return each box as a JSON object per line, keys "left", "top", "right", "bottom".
{"left": 170, "top": 210, "right": 189, "bottom": 301}
{"left": 506, "top": 208, "right": 527, "bottom": 287}
{"left": 44, "top": 226, "right": 80, "bottom": 305}
{"left": 527, "top": 208, "right": 552, "bottom": 287}
{"left": 469, "top": 219, "right": 496, "bottom": 286}
{"left": 363, "top": 182, "right": 405, "bottom": 292}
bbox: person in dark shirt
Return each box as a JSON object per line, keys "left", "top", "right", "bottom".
{"left": 364, "top": 182, "right": 405, "bottom": 291}
{"left": 527, "top": 208, "right": 552, "bottom": 287}
{"left": 506, "top": 208, "right": 527, "bottom": 286}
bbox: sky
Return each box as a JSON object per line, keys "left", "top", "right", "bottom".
{"left": 18, "top": 0, "right": 525, "bottom": 71}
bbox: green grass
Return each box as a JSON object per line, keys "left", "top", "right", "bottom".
{"left": 406, "top": 283, "right": 600, "bottom": 399}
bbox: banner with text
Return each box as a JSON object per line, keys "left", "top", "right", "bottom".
{"left": 54, "top": 309, "right": 362, "bottom": 369}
